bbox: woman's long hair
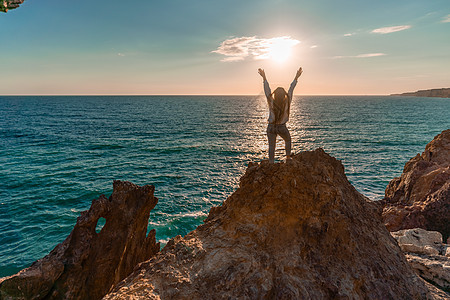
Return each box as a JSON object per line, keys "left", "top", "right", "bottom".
{"left": 271, "top": 87, "right": 289, "bottom": 124}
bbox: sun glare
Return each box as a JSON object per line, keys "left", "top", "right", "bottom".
{"left": 267, "top": 37, "right": 300, "bottom": 63}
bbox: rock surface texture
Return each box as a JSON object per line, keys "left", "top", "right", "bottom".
{"left": 0, "top": 0, "right": 24, "bottom": 12}
{"left": 105, "top": 149, "right": 429, "bottom": 300}
{"left": 392, "top": 228, "right": 450, "bottom": 294}
{"left": 0, "top": 181, "right": 160, "bottom": 300}
{"left": 382, "top": 129, "right": 450, "bottom": 241}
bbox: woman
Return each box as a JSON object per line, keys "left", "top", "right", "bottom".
{"left": 258, "top": 67, "right": 303, "bottom": 163}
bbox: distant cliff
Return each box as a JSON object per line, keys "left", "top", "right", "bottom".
{"left": 391, "top": 88, "right": 450, "bottom": 98}
{"left": 0, "top": 0, "right": 24, "bottom": 12}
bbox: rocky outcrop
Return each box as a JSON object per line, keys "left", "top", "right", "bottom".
{"left": 382, "top": 129, "right": 450, "bottom": 241}
{"left": 391, "top": 88, "right": 450, "bottom": 98}
{"left": 0, "top": 181, "right": 160, "bottom": 300}
{"left": 392, "top": 228, "right": 450, "bottom": 293}
{"left": 105, "top": 149, "right": 429, "bottom": 299}
{"left": 392, "top": 228, "right": 445, "bottom": 256}
{"left": 0, "top": 0, "right": 24, "bottom": 13}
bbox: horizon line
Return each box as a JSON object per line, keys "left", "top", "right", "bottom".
{"left": 0, "top": 93, "right": 394, "bottom": 96}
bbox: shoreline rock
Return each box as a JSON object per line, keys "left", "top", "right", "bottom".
{"left": 104, "top": 149, "right": 429, "bottom": 299}
{"left": 391, "top": 228, "right": 450, "bottom": 293}
{"left": 0, "top": 181, "right": 160, "bottom": 300}
{"left": 382, "top": 129, "right": 450, "bottom": 241}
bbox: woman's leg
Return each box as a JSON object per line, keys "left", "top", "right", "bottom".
{"left": 267, "top": 125, "right": 277, "bottom": 163}
{"left": 278, "top": 125, "right": 291, "bottom": 158}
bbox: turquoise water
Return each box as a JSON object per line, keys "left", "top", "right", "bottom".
{"left": 0, "top": 95, "right": 449, "bottom": 277}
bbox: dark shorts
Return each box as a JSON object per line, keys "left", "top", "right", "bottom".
{"left": 267, "top": 123, "right": 290, "bottom": 136}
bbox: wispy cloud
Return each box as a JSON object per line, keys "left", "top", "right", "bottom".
{"left": 372, "top": 25, "right": 411, "bottom": 34}
{"left": 117, "top": 53, "right": 125, "bottom": 57}
{"left": 332, "top": 53, "right": 386, "bottom": 59}
{"left": 212, "top": 36, "right": 300, "bottom": 62}
{"left": 343, "top": 33, "right": 354, "bottom": 37}
{"left": 442, "top": 14, "right": 450, "bottom": 23}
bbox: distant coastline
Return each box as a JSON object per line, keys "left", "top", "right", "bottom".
{"left": 391, "top": 88, "right": 450, "bottom": 98}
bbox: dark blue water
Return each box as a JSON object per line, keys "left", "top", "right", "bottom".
{"left": 1, "top": 95, "right": 449, "bottom": 277}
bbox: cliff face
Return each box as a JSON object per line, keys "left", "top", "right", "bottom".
{"left": 383, "top": 129, "right": 450, "bottom": 241}
{"left": 105, "top": 149, "right": 428, "bottom": 299}
{"left": 0, "top": 0, "right": 24, "bottom": 13}
{"left": 0, "top": 181, "right": 160, "bottom": 300}
{"left": 391, "top": 88, "right": 450, "bottom": 98}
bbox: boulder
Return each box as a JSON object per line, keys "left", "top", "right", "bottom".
{"left": 383, "top": 129, "right": 450, "bottom": 241}
{"left": 391, "top": 228, "right": 442, "bottom": 256}
{"left": 391, "top": 228, "right": 450, "bottom": 293}
{"left": 105, "top": 149, "right": 429, "bottom": 299}
{"left": 0, "top": 181, "right": 160, "bottom": 300}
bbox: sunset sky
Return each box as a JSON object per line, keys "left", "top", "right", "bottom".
{"left": 1, "top": 0, "right": 449, "bottom": 95}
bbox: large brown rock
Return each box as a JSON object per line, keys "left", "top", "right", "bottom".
{"left": 0, "top": 181, "right": 160, "bottom": 300}
{"left": 382, "top": 129, "right": 450, "bottom": 240}
{"left": 105, "top": 149, "right": 429, "bottom": 299}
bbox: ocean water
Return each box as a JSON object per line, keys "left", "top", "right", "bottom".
{"left": 0, "top": 95, "right": 449, "bottom": 277}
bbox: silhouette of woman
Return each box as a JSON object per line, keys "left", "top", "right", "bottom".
{"left": 258, "top": 67, "right": 303, "bottom": 163}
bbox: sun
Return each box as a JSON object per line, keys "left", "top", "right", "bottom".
{"left": 267, "top": 37, "right": 300, "bottom": 63}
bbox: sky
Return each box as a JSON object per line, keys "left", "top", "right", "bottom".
{"left": 0, "top": 0, "right": 449, "bottom": 95}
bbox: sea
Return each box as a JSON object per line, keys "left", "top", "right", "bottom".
{"left": 0, "top": 95, "right": 449, "bottom": 277}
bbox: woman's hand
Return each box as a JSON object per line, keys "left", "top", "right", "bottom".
{"left": 295, "top": 67, "right": 303, "bottom": 80}
{"left": 258, "top": 68, "right": 267, "bottom": 81}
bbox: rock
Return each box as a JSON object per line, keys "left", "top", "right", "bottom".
{"left": 0, "top": 181, "right": 160, "bottom": 300}
{"left": 382, "top": 129, "right": 450, "bottom": 241}
{"left": 391, "top": 228, "right": 442, "bottom": 256}
{"left": 405, "top": 254, "right": 450, "bottom": 292}
{"left": 391, "top": 228, "right": 450, "bottom": 294}
{"left": 105, "top": 149, "right": 429, "bottom": 299}
{"left": 0, "top": 0, "right": 24, "bottom": 13}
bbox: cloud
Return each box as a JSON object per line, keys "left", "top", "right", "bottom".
{"left": 355, "top": 53, "right": 386, "bottom": 58}
{"left": 212, "top": 36, "right": 300, "bottom": 62}
{"left": 371, "top": 25, "right": 411, "bottom": 34}
{"left": 344, "top": 33, "right": 354, "bottom": 37}
{"left": 442, "top": 14, "right": 450, "bottom": 23}
{"left": 117, "top": 53, "right": 125, "bottom": 57}
{"left": 332, "top": 53, "right": 386, "bottom": 59}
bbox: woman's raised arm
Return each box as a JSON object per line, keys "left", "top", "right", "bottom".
{"left": 258, "top": 68, "right": 267, "bottom": 81}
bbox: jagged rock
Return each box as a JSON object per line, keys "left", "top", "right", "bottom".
{"left": 105, "top": 149, "right": 429, "bottom": 299}
{"left": 391, "top": 228, "right": 443, "bottom": 256}
{"left": 0, "top": 0, "right": 24, "bottom": 13}
{"left": 383, "top": 129, "right": 450, "bottom": 241}
{"left": 0, "top": 181, "right": 160, "bottom": 300}
{"left": 406, "top": 254, "right": 450, "bottom": 292}
{"left": 391, "top": 228, "right": 450, "bottom": 294}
